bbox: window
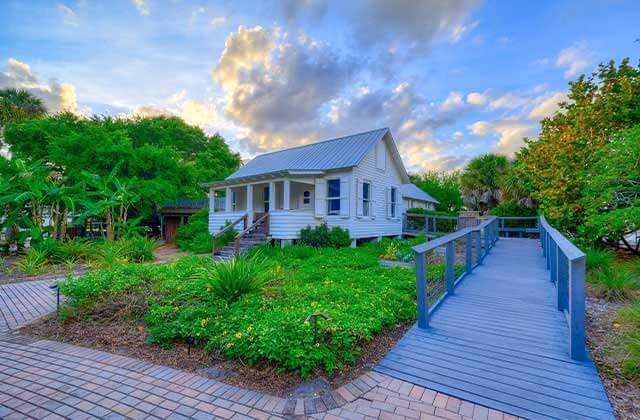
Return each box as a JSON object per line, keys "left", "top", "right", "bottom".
{"left": 327, "top": 179, "right": 341, "bottom": 215}
{"left": 303, "top": 190, "right": 311, "bottom": 206}
{"left": 362, "top": 181, "right": 371, "bottom": 217}
{"left": 390, "top": 187, "right": 397, "bottom": 218}
{"left": 231, "top": 191, "right": 237, "bottom": 211}
{"left": 263, "top": 186, "right": 270, "bottom": 212}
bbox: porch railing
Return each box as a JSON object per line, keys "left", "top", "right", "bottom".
{"left": 403, "top": 213, "right": 458, "bottom": 236}
{"left": 211, "top": 213, "right": 248, "bottom": 256}
{"left": 539, "top": 215, "right": 586, "bottom": 361}
{"left": 414, "top": 216, "right": 499, "bottom": 328}
{"left": 233, "top": 212, "right": 270, "bottom": 257}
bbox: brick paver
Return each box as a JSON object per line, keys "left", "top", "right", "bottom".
{"left": 0, "top": 280, "right": 58, "bottom": 332}
{"left": 0, "top": 280, "right": 518, "bottom": 419}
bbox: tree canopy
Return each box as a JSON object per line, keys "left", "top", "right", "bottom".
{"left": 410, "top": 171, "right": 463, "bottom": 213}
{"left": 3, "top": 114, "right": 241, "bottom": 217}
{"left": 460, "top": 154, "right": 509, "bottom": 212}
{"left": 0, "top": 88, "right": 47, "bottom": 130}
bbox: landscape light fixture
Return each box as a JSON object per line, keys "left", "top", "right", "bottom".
{"left": 305, "top": 312, "right": 331, "bottom": 343}
{"left": 49, "top": 284, "right": 60, "bottom": 313}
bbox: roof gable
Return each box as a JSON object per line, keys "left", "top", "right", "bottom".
{"left": 226, "top": 128, "right": 393, "bottom": 180}
{"left": 401, "top": 183, "right": 439, "bottom": 204}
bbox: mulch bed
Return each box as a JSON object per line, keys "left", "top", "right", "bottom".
{"left": 20, "top": 294, "right": 410, "bottom": 397}
{"left": 586, "top": 295, "right": 640, "bottom": 420}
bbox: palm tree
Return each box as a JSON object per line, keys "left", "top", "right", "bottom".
{"left": 0, "top": 88, "right": 47, "bottom": 128}
{"left": 460, "top": 154, "right": 509, "bottom": 212}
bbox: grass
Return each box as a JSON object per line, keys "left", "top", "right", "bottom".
{"left": 617, "top": 304, "right": 640, "bottom": 379}
{"left": 57, "top": 240, "right": 443, "bottom": 377}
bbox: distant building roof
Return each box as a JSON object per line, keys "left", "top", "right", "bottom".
{"left": 203, "top": 128, "right": 410, "bottom": 186}
{"left": 161, "top": 198, "right": 208, "bottom": 210}
{"left": 401, "top": 184, "right": 439, "bottom": 204}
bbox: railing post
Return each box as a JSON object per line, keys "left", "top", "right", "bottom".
{"left": 483, "top": 227, "right": 490, "bottom": 256}
{"left": 446, "top": 241, "right": 455, "bottom": 294}
{"left": 550, "top": 241, "right": 558, "bottom": 284}
{"left": 234, "top": 238, "right": 240, "bottom": 257}
{"left": 475, "top": 229, "right": 482, "bottom": 265}
{"left": 557, "top": 250, "right": 568, "bottom": 311}
{"left": 415, "top": 251, "right": 429, "bottom": 328}
{"left": 465, "top": 232, "right": 473, "bottom": 273}
{"left": 569, "top": 256, "right": 586, "bottom": 361}
{"left": 546, "top": 234, "right": 551, "bottom": 270}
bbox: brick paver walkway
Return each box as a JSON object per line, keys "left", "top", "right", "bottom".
{"left": 0, "top": 280, "right": 517, "bottom": 419}
{"left": 0, "top": 280, "right": 58, "bottom": 332}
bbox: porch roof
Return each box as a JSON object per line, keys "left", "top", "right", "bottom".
{"left": 401, "top": 183, "right": 439, "bottom": 204}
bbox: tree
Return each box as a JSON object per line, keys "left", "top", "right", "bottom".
{"left": 410, "top": 171, "right": 463, "bottom": 213}
{"left": 582, "top": 125, "right": 640, "bottom": 253}
{"left": 460, "top": 154, "right": 509, "bottom": 212}
{"left": 0, "top": 89, "right": 46, "bottom": 141}
{"left": 3, "top": 114, "right": 241, "bottom": 218}
{"left": 514, "top": 58, "right": 640, "bottom": 233}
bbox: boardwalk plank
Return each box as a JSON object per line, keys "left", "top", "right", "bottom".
{"left": 376, "top": 238, "right": 615, "bottom": 420}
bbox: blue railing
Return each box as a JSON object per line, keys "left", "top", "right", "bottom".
{"left": 413, "top": 216, "right": 499, "bottom": 328}
{"left": 497, "top": 216, "right": 539, "bottom": 238}
{"left": 539, "top": 215, "right": 587, "bottom": 361}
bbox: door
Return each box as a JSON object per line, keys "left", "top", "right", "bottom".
{"left": 164, "top": 217, "right": 180, "bottom": 243}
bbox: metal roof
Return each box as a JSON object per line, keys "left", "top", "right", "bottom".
{"left": 226, "top": 128, "right": 391, "bottom": 180}
{"left": 401, "top": 183, "right": 439, "bottom": 204}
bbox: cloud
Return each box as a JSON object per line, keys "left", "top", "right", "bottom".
{"left": 466, "top": 91, "right": 488, "bottom": 105}
{"left": 131, "top": 0, "right": 149, "bottom": 16}
{"left": 58, "top": 4, "right": 79, "bottom": 26}
{"left": 469, "top": 120, "right": 537, "bottom": 156}
{"left": 0, "top": 58, "right": 78, "bottom": 114}
{"left": 450, "top": 20, "right": 479, "bottom": 43}
{"left": 280, "top": 0, "right": 327, "bottom": 22}
{"left": 131, "top": 99, "right": 223, "bottom": 131}
{"left": 440, "top": 91, "right": 463, "bottom": 111}
{"left": 351, "top": 0, "right": 479, "bottom": 50}
{"left": 528, "top": 91, "right": 567, "bottom": 120}
{"left": 213, "top": 25, "right": 357, "bottom": 152}
{"left": 488, "top": 92, "right": 528, "bottom": 110}
{"left": 556, "top": 41, "right": 591, "bottom": 78}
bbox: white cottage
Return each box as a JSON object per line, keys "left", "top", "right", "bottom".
{"left": 401, "top": 184, "right": 439, "bottom": 211}
{"left": 204, "top": 128, "right": 419, "bottom": 248}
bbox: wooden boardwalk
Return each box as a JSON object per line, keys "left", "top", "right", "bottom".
{"left": 376, "top": 238, "right": 614, "bottom": 420}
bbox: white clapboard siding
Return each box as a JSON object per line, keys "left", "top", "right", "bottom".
{"left": 270, "top": 210, "right": 319, "bottom": 239}
{"left": 208, "top": 211, "right": 246, "bottom": 234}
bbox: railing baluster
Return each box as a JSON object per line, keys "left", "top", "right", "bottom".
{"left": 465, "top": 232, "right": 472, "bottom": 273}
{"left": 557, "top": 250, "right": 568, "bottom": 311}
{"left": 446, "top": 241, "right": 455, "bottom": 294}
{"left": 569, "top": 255, "right": 586, "bottom": 361}
{"left": 475, "top": 229, "right": 482, "bottom": 265}
{"left": 415, "top": 251, "right": 429, "bottom": 328}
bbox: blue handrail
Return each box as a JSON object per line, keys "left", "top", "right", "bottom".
{"left": 539, "top": 215, "right": 587, "bottom": 361}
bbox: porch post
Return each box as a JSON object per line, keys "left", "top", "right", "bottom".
{"left": 225, "top": 187, "right": 232, "bottom": 212}
{"left": 246, "top": 184, "right": 254, "bottom": 222}
{"left": 283, "top": 179, "right": 291, "bottom": 210}
{"left": 269, "top": 181, "right": 276, "bottom": 211}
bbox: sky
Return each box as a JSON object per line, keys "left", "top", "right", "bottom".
{"left": 1, "top": 0, "right": 639, "bottom": 173}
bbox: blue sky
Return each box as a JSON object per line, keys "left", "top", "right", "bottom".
{"left": 1, "top": 0, "right": 639, "bottom": 172}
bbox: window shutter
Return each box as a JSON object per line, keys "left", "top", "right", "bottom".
{"left": 356, "top": 178, "right": 363, "bottom": 217}
{"left": 386, "top": 187, "right": 391, "bottom": 218}
{"left": 315, "top": 179, "right": 326, "bottom": 217}
{"left": 370, "top": 184, "right": 376, "bottom": 219}
{"left": 340, "top": 176, "right": 350, "bottom": 217}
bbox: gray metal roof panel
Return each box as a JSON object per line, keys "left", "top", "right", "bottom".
{"left": 401, "top": 183, "right": 439, "bottom": 204}
{"left": 226, "top": 128, "right": 389, "bottom": 180}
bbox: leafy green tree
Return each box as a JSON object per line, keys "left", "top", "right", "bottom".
{"left": 460, "top": 154, "right": 509, "bottom": 212}
{"left": 0, "top": 88, "right": 47, "bottom": 131}
{"left": 514, "top": 58, "right": 640, "bottom": 232}
{"left": 3, "top": 114, "right": 241, "bottom": 218}
{"left": 409, "top": 171, "right": 463, "bottom": 213}
{"left": 582, "top": 125, "right": 640, "bottom": 253}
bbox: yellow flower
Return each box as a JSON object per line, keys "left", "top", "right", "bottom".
{"left": 246, "top": 326, "right": 253, "bottom": 332}
{"left": 304, "top": 320, "right": 310, "bottom": 326}
{"left": 174, "top": 306, "right": 180, "bottom": 312}
{"left": 235, "top": 332, "right": 242, "bottom": 339}
{"left": 315, "top": 343, "right": 320, "bottom": 347}
{"left": 226, "top": 342, "right": 234, "bottom": 348}
{"left": 200, "top": 318, "right": 209, "bottom": 327}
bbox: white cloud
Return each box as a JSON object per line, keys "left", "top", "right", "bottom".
{"left": 466, "top": 91, "right": 488, "bottom": 105}
{"left": 439, "top": 91, "right": 463, "bottom": 111}
{"left": 58, "top": 4, "right": 79, "bottom": 26}
{"left": 557, "top": 41, "right": 591, "bottom": 79}
{"left": 0, "top": 58, "right": 78, "bottom": 114}
{"left": 450, "top": 20, "right": 479, "bottom": 43}
{"left": 528, "top": 91, "right": 567, "bottom": 120}
{"left": 488, "top": 92, "right": 528, "bottom": 110}
{"left": 131, "top": 0, "right": 149, "bottom": 16}
{"left": 211, "top": 16, "right": 226, "bottom": 27}
{"left": 469, "top": 120, "right": 537, "bottom": 156}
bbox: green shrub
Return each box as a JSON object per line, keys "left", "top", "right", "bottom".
{"left": 16, "top": 248, "right": 49, "bottom": 276}
{"left": 489, "top": 202, "right": 537, "bottom": 217}
{"left": 299, "top": 223, "right": 351, "bottom": 248}
{"left": 588, "top": 267, "right": 637, "bottom": 301}
{"left": 175, "top": 210, "right": 237, "bottom": 254}
{"left": 89, "top": 237, "right": 157, "bottom": 269}
{"left": 617, "top": 304, "right": 640, "bottom": 379}
{"left": 194, "top": 253, "right": 268, "bottom": 303}
{"left": 584, "top": 247, "right": 615, "bottom": 271}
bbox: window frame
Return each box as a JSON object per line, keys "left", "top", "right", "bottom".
{"left": 231, "top": 191, "right": 237, "bottom": 211}
{"left": 326, "top": 178, "right": 341, "bottom": 216}
{"left": 362, "top": 180, "right": 372, "bottom": 217}
{"left": 390, "top": 186, "right": 397, "bottom": 218}
{"left": 303, "top": 190, "right": 311, "bottom": 206}
{"left": 263, "top": 185, "right": 270, "bottom": 212}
